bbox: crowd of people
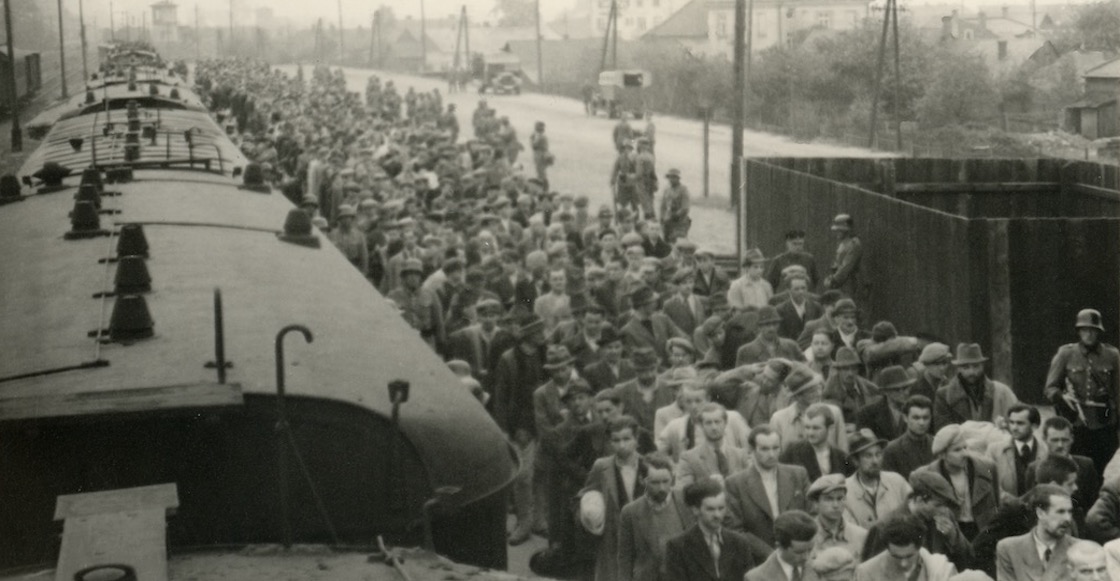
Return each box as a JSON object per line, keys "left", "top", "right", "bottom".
{"left": 194, "top": 58, "right": 1120, "bottom": 581}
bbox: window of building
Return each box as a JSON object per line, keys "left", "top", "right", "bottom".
{"left": 716, "top": 12, "right": 729, "bottom": 39}
{"left": 817, "top": 10, "right": 832, "bottom": 29}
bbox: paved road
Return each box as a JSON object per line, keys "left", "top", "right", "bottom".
{"left": 278, "top": 64, "right": 887, "bottom": 254}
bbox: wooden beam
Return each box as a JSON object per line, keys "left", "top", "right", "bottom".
{"left": 0, "top": 382, "right": 243, "bottom": 421}
{"left": 54, "top": 484, "right": 178, "bottom": 581}
{"left": 893, "top": 182, "right": 1061, "bottom": 194}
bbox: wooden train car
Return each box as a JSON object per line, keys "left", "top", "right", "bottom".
{"left": 0, "top": 48, "right": 42, "bottom": 114}
{"left": 0, "top": 75, "right": 518, "bottom": 576}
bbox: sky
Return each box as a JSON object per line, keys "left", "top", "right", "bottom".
{"left": 80, "top": 0, "right": 1101, "bottom": 32}
{"left": 83, "top": 0, "right": 580, "bottom": 30}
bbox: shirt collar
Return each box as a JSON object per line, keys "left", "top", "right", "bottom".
{"left": 699, "top": 524, "right": 723, "bottom": 546}
{"left": 819, "top": 517, "right": 847, "bottom": 541}
{"left": 775, "top": 553, "right": 797, "bottom": 580}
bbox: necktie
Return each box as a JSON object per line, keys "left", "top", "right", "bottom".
{"left": 1044, "top": 547, "right": 1052, "bottom": 563}
{"left": 792, "top": 566, "right": 803, "bottom": 581}
{"left": 715, "top": 447, "right": 730, "bottom": 477}
{"left": 641, "top": 318, "right": 655, "bottom": 338}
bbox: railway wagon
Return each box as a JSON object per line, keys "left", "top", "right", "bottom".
{"left": 0, "top": 76, "right": 518, "bottom": 577}
{"left": 0, "top": 48, "right": 42, "bottom": 114}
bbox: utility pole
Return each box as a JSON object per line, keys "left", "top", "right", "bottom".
{"left": 419, "top": 0, "right": 427, "bottom": 74}
{"left": 535, "top": 0, "right": 543, "bottom": 86}
{"left": 611, "top": 0, "right": 618, "bottom": 69}
{"left": 4, "top": 0, "right": 22, "bottom": 151}
{"left": 57, "top": 0, "right": 68, "bottom": 98}
{"left": 142, "top": 12, "right": 147, "bottom": 42}
{"left": 868, "top": 0, "right": 901, "bottom": 149}
{"left": 195, "top": 4, "right": 200, "bottom": 60}
{"left": 110, "top": 0, "right": 115, "bottom": 40}
{"left": 464, "top": 6, "right": 470, "bottom": 66}
{"left": 78, "top": 0, "right": 88, "bottom": 83}
{"left": 337, "top": 0, "right": 344, "bottom": 63}
{"left": 731, "top": 0, "right": 745, "bottom": 255}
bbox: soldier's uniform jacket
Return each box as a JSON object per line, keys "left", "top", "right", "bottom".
{"left": 1045, "top": 341, "right": 1120, "bottom": 430}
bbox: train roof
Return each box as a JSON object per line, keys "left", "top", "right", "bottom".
{"left": 20, "top": 104, "right": 246, "bottom": 180}
{"left": 0, "top": 170, "right": 516, "bottom": 504}
{"left": 27, "top": 74, "right": 204, "bottom": 138}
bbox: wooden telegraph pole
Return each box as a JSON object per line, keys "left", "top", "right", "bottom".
{"left": 4, "top": 0, "right": 22, "bottom": 151}
{"left": 78, "top": 0, "right": 88, "bottom": 83}
{"left": 731, "top": 0, "right": 746, "bottom": 260}
{"left": 56, "top": 0, "right": 68, "bottom": 98}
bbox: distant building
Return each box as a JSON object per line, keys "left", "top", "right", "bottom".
{"left": 935, "top": 8, "right": 1052, "bottom": 72}
{"left": 590, "top": 0, "right": 683, "bottom": 40}
{"left": 644, "top": 0, "right": 870, "bottom": 57}
{"left": 1066, "top": 58, "right": 1120, "bottom": 140}
{"left": 150, "top": 0, "right": 179, "bottom": 45}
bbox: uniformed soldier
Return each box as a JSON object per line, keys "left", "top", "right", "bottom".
{"left": 824, "top": 213, "right": 863, "bottom": 303}
{"left": 634, "top": 138, "right": 658, "bottom": 221}
{"left": 530, "top": 121, "right": 552, "bottom": 188}
{"left": 610, "top": 143, "right": 638, "bottom": 217}
{"left": 1044, "top": 308, "right": 1120, "bottom": 472}
{"left": 388, "top": 258, "right": 446, "bottom": 351}
{"left": 659, "top": 169, "right": 691, "bottom": 243}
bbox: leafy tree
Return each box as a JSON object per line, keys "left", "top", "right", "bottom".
{"left": 915, "top": 49, "right": 999, "bottom": 127}
{"left": 1062, "top": 0, "right": 1120, "bottom": 52}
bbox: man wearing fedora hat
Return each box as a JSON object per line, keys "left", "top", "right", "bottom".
{"left": 825, "top": 346, "right": 881, "bottom": 423}
{"left": 933, "top": 343, "right": 1018, "bottom": 430}
{"left": 659, "top": 168, "right": 691, "bottom": 242}
{"left": 772, "top": 367, "right": 850, "bottom": 455}
{"left": 491, "top": 314, "right": 549, "bottom": 436}
{"left": 727, "top": 248, "right": 773, "bottom": 311}
{"left": 621, "top": 285, "right": 687, "bottom": 365}
{"left": 616, "top": 347, "right": 677, "bottom": 434}
{"left": 1044, "top": 308, "right": 1120, "bottom": 472}
{"left": 735, "top": 305, "right": 806, "bottom": 367}
{"left": 854, "top": 365, "right": 914, "bottom": 442}
{"left": 581, "top": 327, "right": 637, "bottom": 393}
{"left": 844, "top": 432, "right": 912, "bottom": 528}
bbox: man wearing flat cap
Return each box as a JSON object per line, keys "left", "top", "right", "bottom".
{"left": 388, "top": 258, "right": 446, "bottom": 351}
{"left": 1044, "top": 308, "right": 1120, "bottom": 472}
{"left": 491, "top": 315, "right": 549, "bottom": 437}
{"left": 911, "top": 342, "right": 953, "bottom": 403}
{"left": 863, "top": 470, "right": 972, "bottom": 569}
{"left": 727, "top": 248, "right": 773, "bottom": 311}
{"left": 662, "top": 268, "right": 707, "bottom": 336}
{"left": 445, "top": 297, "right": 508, "bottom": 391}
{"left": 916, "top": 424, "right": 1000, "bottom": 542}
{"left": 809, "top": 474, "right": 869, "bottom": 559}
{"left": 809, "top": 546, "right": 859, "bottom": 581}
{"left": 933, "top": 343, "right": 1018, "bottom": 430}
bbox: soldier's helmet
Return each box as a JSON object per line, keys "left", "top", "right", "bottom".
{"left": 1075, "top": 309, "right": 1105, "bottom": 332}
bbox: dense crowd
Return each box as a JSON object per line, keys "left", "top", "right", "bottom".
{"left": 194, "top": 58, "right": 1120, "bottom": 581}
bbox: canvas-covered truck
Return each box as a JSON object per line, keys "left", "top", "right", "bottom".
{"left": 590, "top": 69, "right": 650, "bottom": 119}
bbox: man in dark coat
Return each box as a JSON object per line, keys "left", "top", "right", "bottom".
{"left": 776, "top": 274, "right": 822, "bottom": 341}
{"left": 863, "top": 471, "right": 972, "bottom": 570}
{"left": 766, "top": 229, "right": 820, "bottom": 292}
{"left": 663, "top": 479, "right": 758, "bottom": 581}
{"left": 854, "top": 365, "right": 913, "bottom": 441}
{"left": 490, "top": 316, "right": 548, "bottom": 436}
